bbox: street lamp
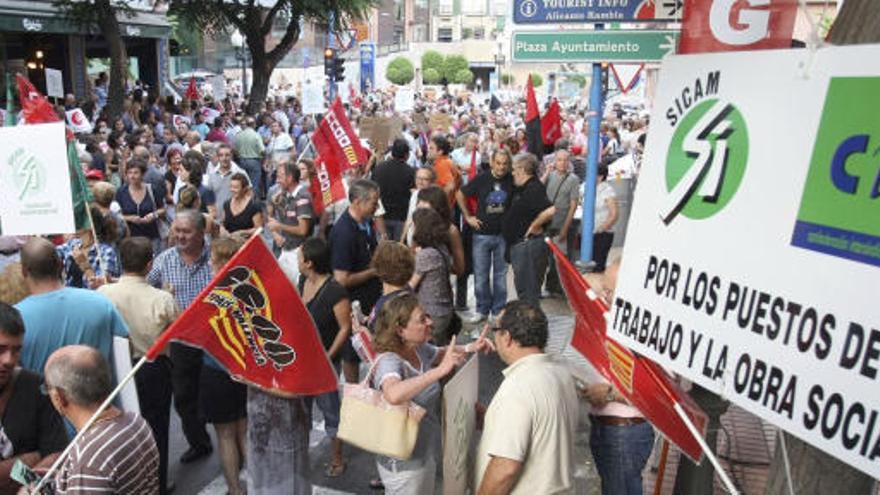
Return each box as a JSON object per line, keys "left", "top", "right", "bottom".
{"left": 230, "top": 30, "right": 248, "bottom": 97}
{"left": 494, "top": 40, "right": 505, "bottom": 89}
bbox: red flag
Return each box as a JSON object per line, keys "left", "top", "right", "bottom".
{"left": 185, "top": 76, "right": 201, "bottom": 100}
{"left": 308, "top": 154, "right": 346, "bottom": 217}
{"left": 548, "top": 240, "right": 709, "bottom": 462}
{"left": 524, "top": 75, "right": 544, "bottom": 159}
{"left": 541, "top": 99, "right": 562, "bottom": 146}
{"left": 679, "top": 0, "right": 798, "bottom": 54}
{"left": 465, "top": 149, "right": 478, "bottom": 216}
{"left": 312, "top": 97, "right": 369, "bottom": 171}
{"left": 145, "top": 236, "right": 338, "bottom": 397}
{"left": 16, "top": 74, "right": 59, "bottom": 124}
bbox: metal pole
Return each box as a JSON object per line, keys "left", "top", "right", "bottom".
{"left": 241, "top": 48, "right": 247, "bottom": 97}
{"left": 580, "top": 23, "right": 605, "bottom": 265}
{"left": 328, "top": 12, "right": 337, "bottom": 102}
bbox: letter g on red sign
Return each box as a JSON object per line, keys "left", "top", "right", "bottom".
{"left": 679, "top": 0, "right": 799, "bottom": 54}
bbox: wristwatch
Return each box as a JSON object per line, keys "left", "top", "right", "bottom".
{"left": 605, "top": 385, "right": 615, "bottom": 403}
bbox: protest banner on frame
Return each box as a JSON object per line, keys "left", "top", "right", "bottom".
{"left": 609, "top": 44, "right": 880, "bottom": 479}
{"left": 443, "top": 354, "right": 478, "bottom": 495}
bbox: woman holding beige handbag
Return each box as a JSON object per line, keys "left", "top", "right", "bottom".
{"left": 369, "top": 293, "right": 493, "bottom": 493}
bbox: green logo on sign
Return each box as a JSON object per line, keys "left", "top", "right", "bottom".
{"left": 661, "top": 98, "right": 749, "bottom": 224}
{"left": 792, "top": 77, "right": 880, "bottom": 268}
{"left": 7, "top": 147, "right": 47, "bottom": 200}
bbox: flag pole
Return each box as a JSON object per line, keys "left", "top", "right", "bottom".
{"left": 32, "top": 356, "right": 150, "bottom": 493}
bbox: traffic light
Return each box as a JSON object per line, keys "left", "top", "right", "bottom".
{"left": 324, "top": 47, "right": 336, "bottom": 79}
{"left": 332, "top": 57, "right": 345, "bottom": 82}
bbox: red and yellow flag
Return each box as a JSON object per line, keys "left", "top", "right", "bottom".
{"left": 312, "top": 97, "right": 369, "bottom": 171}
{"left": 146, "top": 235, "right": 338, "bottom": 396}
{"left": 548, "top": 240, "right": 709, "bottom": 462}
{"left": 308, "top": 154, "right": 347, "bottom": 217}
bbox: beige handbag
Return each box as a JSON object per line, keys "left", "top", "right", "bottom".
{"left": 338, "top": 353, "right": 427, "bottom": 460}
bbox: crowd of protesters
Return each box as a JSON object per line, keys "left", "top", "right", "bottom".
{"left": 0, "top": 73, "right": 652, "bottom": 495}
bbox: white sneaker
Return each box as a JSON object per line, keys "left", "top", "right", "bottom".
{"left": 468, "top": 312, "right": 487, "bottom": 324}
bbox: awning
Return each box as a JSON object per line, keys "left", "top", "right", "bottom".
{"left": 0, "top": 0, "right": 171, "bottom": 38}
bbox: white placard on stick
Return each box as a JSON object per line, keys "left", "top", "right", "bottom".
{"left": 210, "top": 75, "right": 226, "bottom": 101}
{"left": 45, "top": 68, "right": 63, "bottom": 98}
{"left": 301, "top": 80, "right": 326, "bottom": 115}
{"left": 442, "top": 354, "right": 478, "bottom": 495}
{"left": 394, "top": 87, "right": 415, "bottom": 113}
{"left": 112, "top": 337, "right": 140, "bottom": 414}
{"left": 608, "top": 44, "right": 880, "bottom": 479}
{"left": 0, "top": 122, "right": 75, "bottom": 235}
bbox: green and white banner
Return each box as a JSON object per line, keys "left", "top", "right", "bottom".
{"left": 610, "top": 44, "right": 880, "bottom": 479}
{"left": 0, "top": 122, "right": 75, "bottom": 235}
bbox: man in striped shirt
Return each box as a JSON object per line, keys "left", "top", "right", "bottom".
{"left": 43, "top": 345, "right": 159, "bottom": 494}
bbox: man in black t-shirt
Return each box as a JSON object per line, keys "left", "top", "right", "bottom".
{"left": 372, "top": 138, "right": 414, "bottom": 241}
{"left": 329, "top": 179, "right": 382, "bottom": 383}
{"left": 0, "top": 303, "right": 67, "bottom": 493}
{"left": 501, "top": 153, "right": 556, "bottom": 307}
{"left": 457, "top": 149, "right": 515, "bottom": 324}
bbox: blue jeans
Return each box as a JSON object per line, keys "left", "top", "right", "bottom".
{"left": 589, "top": 420, "right": 655, "bottom": 495}
{"left": 240, "top": 158, "right": 263, "bottom": 197}
{"left": 509, "top": 237, "right": 548, "bottom": 307}
{"left": 472, "top": 234, "right": 507, "bottom": 316}
{"left": 313, "top": 389, "right": 341, "bottom": 438}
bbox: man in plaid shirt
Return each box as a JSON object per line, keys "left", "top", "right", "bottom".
{"left": 148, "top": 210, "right": 214, "bottom": 465}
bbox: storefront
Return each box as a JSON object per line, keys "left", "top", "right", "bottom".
{"left": 0, "top": 0, "right": 171, "bottom": 101}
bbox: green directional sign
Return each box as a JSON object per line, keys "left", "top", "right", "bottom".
{"left": 512, "top": 31, "right": 678, "bottom": 63}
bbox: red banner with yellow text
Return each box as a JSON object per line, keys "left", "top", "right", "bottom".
{"left": 308, "top": 154, "right": 347, "bottom": 217}
{"left": 549, "top": 240, "right": 708, "bottom": 462}
{"left": 146, "top": 235, "right": 337, "bottom": 396}
{"left": 313, "top": 97, "right": 369, "bottom": 171}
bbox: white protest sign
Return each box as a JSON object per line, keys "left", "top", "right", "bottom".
{"left": 45, "top": 68, "right": 63, "bottom": 98}
{"left": 172, "top": 114, "right": 192, "bottom": 128}
{"left": 301, "top": 80, "right": 325, "bottom": 115}
{"left": 609, "top": 44, "right": 880, "bottom": 479}
{"left": 442, "top": 354, "right": 478, "bottom": 495}
{"left": 210, "top": 75, "right": 226, "bottom": 101}
{"left": 65, "top": 108, "right": 93, "bottom": 133}
{"left": 0, "top": 122, "right": 75, "bottom": 235}
{"left": 112, "top": 337, "right": 140, "bottom": 414}
{"left": 394, "top": 87, "right": 415, "bottom": 113}
{"left": 200, "top": 107, "right": 221, "bottom": 125}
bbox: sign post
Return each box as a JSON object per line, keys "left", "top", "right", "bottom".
{"left": 359, "top": 42, "right": 375, "bottom": 94}
{"left": 512, "top": 30, "right": 679, "bottom": 63}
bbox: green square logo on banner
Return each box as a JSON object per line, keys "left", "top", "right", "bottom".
{"left": 792, "top": 77, "right": 880, "bottom": 267}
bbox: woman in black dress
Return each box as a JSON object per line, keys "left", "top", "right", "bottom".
{"left": 222, "top": 172, "right": 263, "bottom": 237}
{"left": 297, "top": 237, "right": 351, "bottom": 477}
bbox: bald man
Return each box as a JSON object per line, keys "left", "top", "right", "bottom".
{"left": 15, "top": 238, "right": 129, "bottom": 375}
{"left": 43, "top": 345, "right": 159, "bottom": 494}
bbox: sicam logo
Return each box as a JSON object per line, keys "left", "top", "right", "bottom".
{"left": 660, "top": 74, "right": 749, "bottom": 225}
{"left": 792, "top": 77, "right": 880, "bottom": 268}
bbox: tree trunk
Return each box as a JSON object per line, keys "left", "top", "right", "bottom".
{"left": 246, "top": 51, "right": 271, "bottom": 115}
{"left": 95, "top": 0, "right": 127, "bottom": 122}
{"left": 766, "top": 1, "right": 879, "bottom": 492}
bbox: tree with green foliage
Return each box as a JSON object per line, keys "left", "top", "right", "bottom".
{"left": 386, "top": 56, "right": 414, "bottom": 85}
{"left": 453, "top": 68, "right": 474, "bottom": 85}
{"left": 501, "top": 73, "right": 514, "bottom": 85}
{"left": 529, "top": 72, "right": 543, "bottom": 88}
{"left": 421, "top": 51, "right": 444, "bottom": 76}
{"left": 422, "top": 68, "right": 441, "bottom": 85}
{"left": 442, "top": 55, "right": 469, "bottom": 83}
{"left": 54, "top": 0, "right": 131, "bottom": 121}
{"left": 567, "top": 75, "right": 587, "bottom": 88}
{"left": 170, "top": 0, "right": 375, "bottom": 114}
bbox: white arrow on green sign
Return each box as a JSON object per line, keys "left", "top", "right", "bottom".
{"left": 512, "top": 31, "right": 678, "bottom": 63}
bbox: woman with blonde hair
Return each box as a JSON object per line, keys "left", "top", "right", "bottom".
{"left": 370, "top": 293, "right": 493, "bottom": 493}
{"left": 0, "top": 262, "right": 28, "bottom": 305}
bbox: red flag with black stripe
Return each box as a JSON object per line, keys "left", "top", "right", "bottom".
{"left": 548, "top": 240, "right": 709, "bottom": 462}
{"left": 524, "top": 74, "right": 544, "bottom": 159}
{"left": 541, "top": 99, "right": 562, "bottom": 146}
{"left": 145, "top": 235, "right": 337, "bottom": 396}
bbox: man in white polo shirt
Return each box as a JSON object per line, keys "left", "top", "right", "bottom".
{"left": 475, "top": 300, "right": 580, "bottom": 494}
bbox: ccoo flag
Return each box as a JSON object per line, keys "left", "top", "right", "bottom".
{"left": 524, "top": 74, "right": 544, "bottom": 160}
{"left": 308, "top": 154, "right": 346, "bottom": 217}
{"left": 145, "top": 235, "right": 338, "bottom": 397}
{"left": 548, "top": 240, "right": 709, "bottom": 462}
{"left": 16, "top": 74, "right": 59, "bottom": 124}
{"left": 313, "top": 97, "right": 369, "bottom": 171}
